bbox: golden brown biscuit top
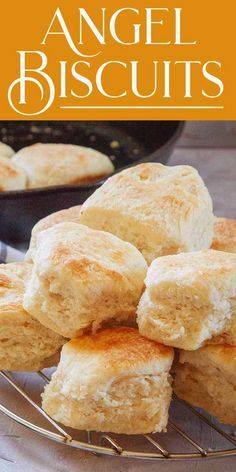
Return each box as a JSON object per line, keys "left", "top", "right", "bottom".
{"left": 32, "top": 206, "right": 82, "bottom": 236}
{"left": 80, "top": 163, "right": 212, "bottom": 223}
{"left": 0, "top": 157, "right": 19, "bottom": 178}
{"left": 212, "top": 217, "right": 236, "bottom": 253}
{"left": 0, "top": 156, "right": 26, "bottom": 191}
{"left": 33, "top": 222, "right": 147, "bottom": 277}
{"left": 69, "top": 327, "right": 173, "bottom": 367}
{"left": 0, "top": 263, "right": 31, "bottom": 313}
{"left": 12, "top": 143, "right": 114, "bottom": 188}
{"left": 146, "top": 249, "right": 236, "bottom": 288}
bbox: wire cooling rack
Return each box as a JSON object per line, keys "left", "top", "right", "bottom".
{"left": 0, "top": 369, "right": 235, "bottom": 462}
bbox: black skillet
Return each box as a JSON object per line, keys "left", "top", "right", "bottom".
{"left": 0, "top": 121, "right": 184, "bottom": 247}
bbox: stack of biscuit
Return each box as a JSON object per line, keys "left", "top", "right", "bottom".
{"left": 1, "top": 161, "right": 236, "bottom": 435}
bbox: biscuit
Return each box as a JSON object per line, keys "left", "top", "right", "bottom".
{"left": 42, "top": 327, "right": 174, "bottom": 434}
{"left": 212, "top": 217, "right": 236, "bottom": 253}
{"left": 209, "top": 219, "right": 236, "bottom": 344}
{"left": 0, "top": 142, "right": 15, "bottom": 158}
{"left": 174, "top": 345, "right": 236, "bottom": 427}
{"left": 0, "top": 156, "right": 27, "bottom": 192}
{"left": 80, "top": 163, "right": 214, "bottom": 264}
{"left": 26, "top": 205, "right": 82, "bottom": 260}
{"left": 0, "top": 263, "right": 65, "bottom": 371}
{"left": 24, "top": 223, "right": 147, "bottom": 338}
{"left": 137, "top": 250, "right": 236, "bottom": 350}
{"left": 12, "top": 143, "right": 114, "bottom": 189}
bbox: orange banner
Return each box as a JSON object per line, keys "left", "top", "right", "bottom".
{"left": 0, "top": 0, "right": 235, "bottom": 120}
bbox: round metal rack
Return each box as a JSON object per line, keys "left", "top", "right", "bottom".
{"left": 0, "top": 370, "right": 235, "bottom": 462}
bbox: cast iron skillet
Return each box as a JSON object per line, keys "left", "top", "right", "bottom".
{"left": 0, "top": 121, "right": 184, "bottom": 247}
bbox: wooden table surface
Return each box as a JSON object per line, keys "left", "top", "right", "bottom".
{"left": 1, "top": 121, "right": 236, "bottom": 472}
